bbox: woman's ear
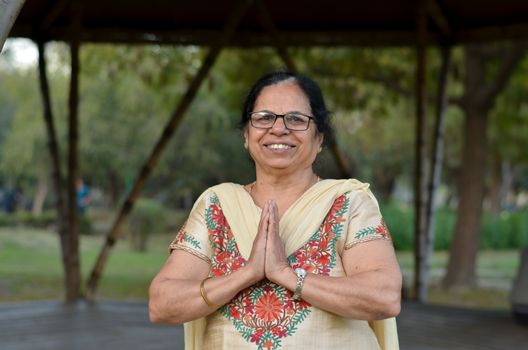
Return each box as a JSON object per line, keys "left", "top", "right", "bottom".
{"left": 317, "top": 133, "right": 324, "bottom": 153}
{"left": 243, "top": 128, "right": 249, "bottom": 149}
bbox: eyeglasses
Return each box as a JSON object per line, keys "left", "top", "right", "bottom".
{"left": 249, "top": 111, "right": 314, "bottom": 131}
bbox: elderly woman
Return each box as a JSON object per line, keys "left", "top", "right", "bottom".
{"left": 149, "top": 71, "right": 402, "bottom": 349}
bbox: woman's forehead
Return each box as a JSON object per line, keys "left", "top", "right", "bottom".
{"left": 254, "top": 82, "right": 310, "bottom": 113}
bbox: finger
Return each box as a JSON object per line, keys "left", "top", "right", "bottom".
{"left": 268, "top": 201, "right": 279, "bottom": 236}
{"left": 272, "top": 201, "right": 279, "bottom": 233}
{"left": 258, "top": 201, "right": 271, "bottom": 238}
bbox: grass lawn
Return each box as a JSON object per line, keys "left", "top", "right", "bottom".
{"left": 0, "top": 227, "right": 522, "bottom": 309}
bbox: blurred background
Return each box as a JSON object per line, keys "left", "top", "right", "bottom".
{"left": 1, "top": 38, "right": 526, "bottom": 308}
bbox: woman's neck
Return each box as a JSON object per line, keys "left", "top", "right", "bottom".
{"left": 249, "top": 167, "right": 319, "bottom": 218}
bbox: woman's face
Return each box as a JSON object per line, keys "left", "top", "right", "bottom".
{"left": 244, "top": 81, "right": 323, "bottom": 175}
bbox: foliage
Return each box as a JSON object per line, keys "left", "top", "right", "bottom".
{"left": 383, "top": 203, "right": 528, "bottom": 251}
{"left": 0, "top": 210, "right": 56, "bottom": 228}
{"left": 0, "top": 227, "right": 519, "bottom": 309}
{"left": 0, "top": 41, "right": 527, "bottom": 214}
{"left": 490, "top": 56, "right": 528, "bottom": 166}
{"left": 127, "top": 197, "right": 169, "bottom": 251}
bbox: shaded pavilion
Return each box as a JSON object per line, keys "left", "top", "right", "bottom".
{"left": 3, "top": 0, "right": 528, "bottom": 302}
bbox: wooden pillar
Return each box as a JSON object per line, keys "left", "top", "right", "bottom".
{"left": 85, "top": 0, "right": 252, "bottom": 299}
{"left": 66, "top": 2, "right": 82, "bottom": 301}
{"left": 413, "top": 2, "right": 429, "bottom": 302}
{"left": 0, "top": 0, "right": 26, "bottom": 51}
{"left": 37, "top": 40, "right": 69, "bottom": 283}
{"left": 423, "top": 45, "right": 451, "bottom": 301}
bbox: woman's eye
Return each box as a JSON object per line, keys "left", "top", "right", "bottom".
{"left": 259, "top": 114, "right": 275, "bottom": 122}
{"left": 286, "top": 115, "right": 305, "bottom": 123}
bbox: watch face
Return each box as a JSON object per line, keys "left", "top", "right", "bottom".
{"left": 295, "top": 268, "right": 307, "bottom": 278}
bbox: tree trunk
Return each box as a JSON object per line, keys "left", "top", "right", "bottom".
{"left": 376, "top": 170, "right": 396, "bottom": 204}
{"left": 489, "top": 160, "right": 513, "bottom": 214}
{"left": 444, "top": 43, "right": 526, "bottom": 288}
{"left": 31, "top": 173, "right": 48, "bottom": 215}
{"left": 444, "top": 104, "right": 488, "bottom": 287}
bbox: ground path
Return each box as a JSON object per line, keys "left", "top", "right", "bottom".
{"left": 1, "top": 300, "right": 526, "bottom": 349}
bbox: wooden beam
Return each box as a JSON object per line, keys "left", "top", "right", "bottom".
{"left": 85, "top": 0, "right": 252, "bottom": 299}
{"left": 255, "top": 0, "right": 297, "bottom": 72}
{"left": 456, "top": 23, "right": 528, "bottom": 43}
{"left": 66, "top": 1, "right": 82, "bottom": 302}
{"left": 414, "top": 2, "right": 429, "bottom": 303}
{"left": 0, "top": 0, "right": 26, "bottom": 51}
{"left": 426, "top": 0, "right": 451, "bottom": 38}
{"left": 37, "top": 40, "right": 69, "bottom": 287}
{"left": 39, "top": 0, "right": 71, "bottom": 31}
{"left": 10, "top": 26, "right": 442, "bottom": 47}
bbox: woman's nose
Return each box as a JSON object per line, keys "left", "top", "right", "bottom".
{"left": 270, "top": 116, "right": 289, "bottom": 134}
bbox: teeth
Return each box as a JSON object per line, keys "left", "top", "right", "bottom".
{"left": 268, "top": 144, "right": 291, "bottom": 149}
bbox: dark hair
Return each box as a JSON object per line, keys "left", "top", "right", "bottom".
{"left": 240, "top": 71, "right": 331, "bottom": 139}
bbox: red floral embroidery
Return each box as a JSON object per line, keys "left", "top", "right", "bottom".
{"left": 255, "top": 292, "right": 282, "bottom": 322}
{"left": 376, "top": 219, "right": 392, "bottom": 240}
{"left": 289, "top": 194, "right": 349, "bottom": 276}
{"left": 206, "top": 193, "right": 349, "bottom": 349}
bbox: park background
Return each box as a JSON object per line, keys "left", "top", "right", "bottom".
{"left": 1, "top": 38, "right": 527, "bottom": 309}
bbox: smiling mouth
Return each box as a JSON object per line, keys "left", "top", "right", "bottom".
{"left": 265, "top": 143, "right": 295, "bottom": 150}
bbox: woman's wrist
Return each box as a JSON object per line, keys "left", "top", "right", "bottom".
{"left": 268, "top": 266, "right": 297, "bottom": 290}
{"left": 239, "top": 264, "right": 264, "bottom": 287}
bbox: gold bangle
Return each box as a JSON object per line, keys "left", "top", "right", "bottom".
{"left": 200, "top": 276, "right": 219, "bottom": 309}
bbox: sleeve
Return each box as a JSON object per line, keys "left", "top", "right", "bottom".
{"left": 168, "top": 192, "right": 211, "bottom": 264}
{"left": 344, "top": 190, "right": 393, "bottom": 250}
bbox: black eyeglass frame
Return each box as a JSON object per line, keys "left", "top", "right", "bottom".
{"left": 249, "top": 111, "right": 315, "bottom": 131}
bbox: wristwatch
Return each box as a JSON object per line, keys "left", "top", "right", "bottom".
{"left": 292, "top": 268, "right": 307, "bottom": 301}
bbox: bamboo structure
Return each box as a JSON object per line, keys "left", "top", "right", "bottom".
{"left": 86, "top": 0, "right": 252, "bottom": 298}
{"left": 413, "top": 1, "right": 429, "bottom": 302}
{"left": 413, "top": 0, "right": 455, "bottom": 302}
{"left": 423, "top": 45, "right": 452, "bottom": 300}
{"left": 4, "top": 0, "right": 526, "bottom": 302}
{"left": 66, "top": 2, "right": 82, "bottom": 301}
{"left": 0, "top": 0, "right": 26, "bottom": 51}
{"left": 37, "top": 41, "right": 69, "bottom": 281}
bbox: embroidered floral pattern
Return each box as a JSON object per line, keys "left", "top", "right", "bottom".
{"left": 206, "top": 193, "right": 350, "bottom": 349}
{"left": 288, "top": 194, "right": 349, "bottom": 274}
{"left": 170, "top": 222, "right": 202, "bottom": 250}
{"left": 353, "top": 219, "right": 392, "bottom": 241}
{"left": 207, "top": 195, "right": 246, "bottom": 276}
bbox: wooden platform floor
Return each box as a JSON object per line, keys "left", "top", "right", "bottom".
{"left": 1, "top": 300, "right": 526, "bottom": 349}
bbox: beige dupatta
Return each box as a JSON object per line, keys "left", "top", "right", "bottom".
{"left": 184, "top": 179, "right": 399, "bottom": 350}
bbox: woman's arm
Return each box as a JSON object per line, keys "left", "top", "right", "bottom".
{"left": 148, "top": 250, "right": 259, "bottom": 324}
{"left": 269, "top": 240, "right": 402, "bottom": 320}
{"left": 149, "top": 200, "right": 272, "bottom": 324}
{"left": 265, "top": 200, "right": 402, "bottom": 321}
